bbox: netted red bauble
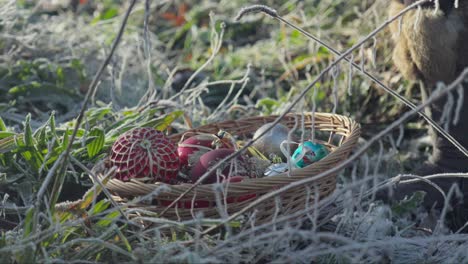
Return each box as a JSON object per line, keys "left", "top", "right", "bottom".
{"left": 110, "top": 127, "right": 179, "bottom": 183}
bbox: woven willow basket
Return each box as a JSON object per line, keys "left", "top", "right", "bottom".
{"left": 97, "top": 112, "right": 360, "bottom": 223}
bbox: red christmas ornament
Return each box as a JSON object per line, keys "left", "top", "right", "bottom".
{"left": 190, "top": 148, "right": 240, "bottom": 184}
{"left": 110, "top": 127, "right": 179, "bottom": 183}
{"left": 177, "top": 134, "right": 218, "bottom": 170}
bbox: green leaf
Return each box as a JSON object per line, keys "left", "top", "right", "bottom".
{"left": 49, "top": 111, "right": 57, "bottom": 137}
{"left": 23, "top": 114, "right": 34, "bottom": 146}
{"left": 70, "top": 59, "right": 86, "bottom": 80}
{"left": 61, "top": 128, "right": 70, "bottom": 149}
{"left": 391, "top": 191, "right": 426, "bottom": 216}
{"left": 33, "top": 122, "right": 48, "bottom": 148}
{"left": 256, "top": 98, "right": 280, "bottom": 115}
{"left": 290, "top": 29, "right": 305, "bottom": 46}
{"left": 0, "top": 117, "right": 6, "bottom": 131}
{"left": 92, "top": 7, "right": 119, "bottom": 23}
{"left": 0, "top": 232, "right": 6, "bottom": 248}
{"left": 77, "top": 175, "right": 111, "bottom": 211}
{"left": 57, "top": 128, "right": 85, "bottom": 138}
{"left": 0, "top": 131, "right": 16, "bottom": 139}
{"left": 86, "top": 106, "right": 112, "bottom": 127}
{"left": 115, "top": 226, "right": 132, "bottom": 252}
{"left": 61, "top": 226, "right": 79, "bottom": 243}
{"left": 19, "top": 207, "right": 37, "bottom": 263}
{"left": 0, "top": 135, "right": 19, "bottom": 153}
{"left": 32, "top": 112, "right": 57, "bottom": 150}
{"left": 56, "top": 66, "right": 64, "bottom": 85}
{"left": 317, "top": 46, "right": 331, "bottom": 56}
{"left": 292, "top": 54, "right": 311, "bottom": 64}
{"left": 86, "top": 128, "right": 105, "bottom": 158}
{"left": 21, "top": 115, "right": 43, "bottom": 170}
{"left": 105, "top": 111, "right": 139, "bottom": 133}
{"left": 23, "top": 207, "right": 35, "bottom": 237}
{"left": 150, "top": 110, "right": 184, "bottom": 131}
{"left": 96, "top": 210, "right": 120, "bottom": 227}
{"left": 58, "top": 211, "right": 75, "bottom": 224}
{"left": 88, "top": 200, "right": 110, "bottom": 216}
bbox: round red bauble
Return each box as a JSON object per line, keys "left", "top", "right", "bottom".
{"left": 177, "top": 134, "right": 218, "bottom": 169}
{"left": 190, "top": 149, "right": 246, "bottom": 184}
{"left": 110, "top": 127, "right": 179, "bottom": 183}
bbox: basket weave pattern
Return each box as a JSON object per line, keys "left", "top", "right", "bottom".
{"left": 99, "top": 112, "right": 361, "bottom": 222}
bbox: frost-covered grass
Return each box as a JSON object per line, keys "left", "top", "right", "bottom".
{"left": 1, "top": 0, "right": 467, "bottom": 263}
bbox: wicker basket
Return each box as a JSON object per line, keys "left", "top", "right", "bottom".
{"left": 97, "top": 112, "right": 360, "bottom": 223}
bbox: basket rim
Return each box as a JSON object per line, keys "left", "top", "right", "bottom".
{"left": 99, "top": 112, "right": 361, "bottom": 196}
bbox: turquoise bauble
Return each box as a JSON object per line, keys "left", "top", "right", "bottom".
{"left": 291, "top": 141, "right": 329, "bottom": 168}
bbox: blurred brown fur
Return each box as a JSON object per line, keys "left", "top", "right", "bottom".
{"left": 375, "top": 2, "right": 468, "bottom": 230}
{"left": 389, "top": 1, "right": 468, "bottom": 87}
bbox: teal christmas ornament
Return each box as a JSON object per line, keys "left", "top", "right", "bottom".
{"left": 291, "top": 141, "right": 329, "bottom": 168}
